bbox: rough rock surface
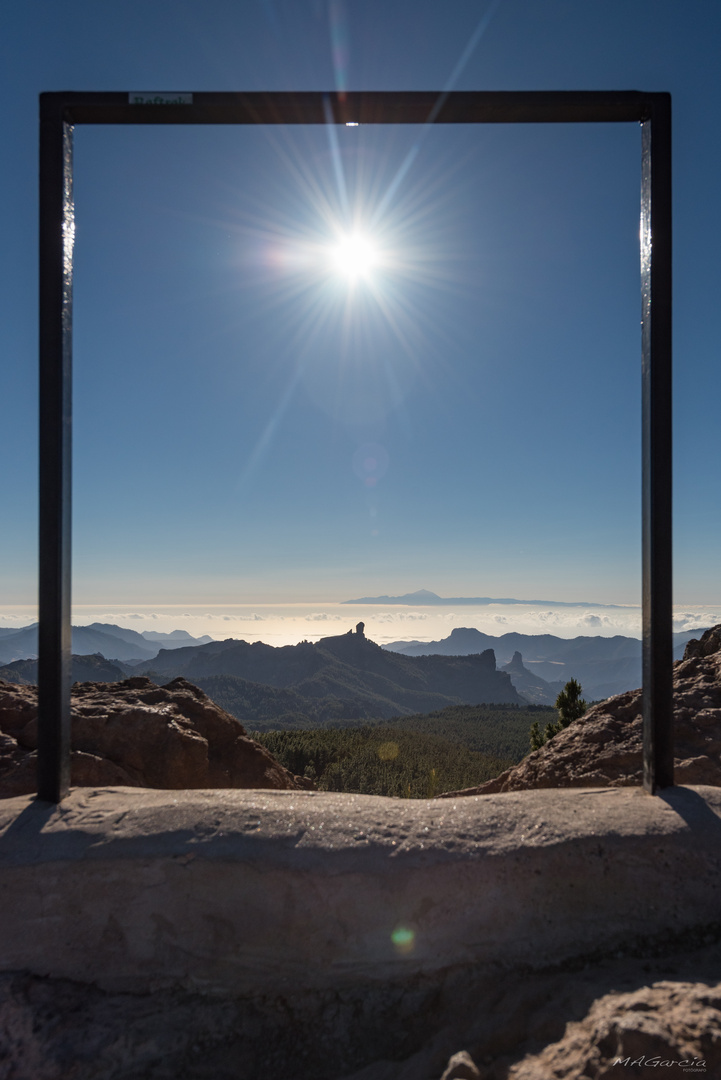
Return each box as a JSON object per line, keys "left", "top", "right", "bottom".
{"left": 437, "top": 973, "right": 721, "bottom": 1080}
{"left": 440, "top": 624, "right": 721, "bottom": 797}
{"left": 0, "top": 675, "right": 308, "bottom": 796}
{"left": 440, "top": 1049, "right": 482, "bottom": 1079}
{"left": 499, "top": 979, "right": 721, "bottom": 1079}
{"left": 3, "top": 939, "right": 721, "bottom": 1080}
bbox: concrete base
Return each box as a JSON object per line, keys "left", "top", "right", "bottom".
{"left": 2, "top": 785, "right": 721, "bottom": 998}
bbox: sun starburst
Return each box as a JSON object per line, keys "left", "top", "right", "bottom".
{"left": 328, "top": 232, "right": 378, "bottom": 281}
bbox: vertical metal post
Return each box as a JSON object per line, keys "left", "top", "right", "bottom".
{"left": 641, "top": 94, "right": 674, "bottom": 792}
{"left": 37, "top": 96, "right": 74, "bottom": 802}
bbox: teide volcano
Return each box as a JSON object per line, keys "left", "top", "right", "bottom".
{"left": 135, "top": 625, "right": 520, "bottom": 718}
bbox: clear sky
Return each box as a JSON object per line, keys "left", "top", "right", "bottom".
{"left": 2, "top": 0, "right": 721, "bottom": 625}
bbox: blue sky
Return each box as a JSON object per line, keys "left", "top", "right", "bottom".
{"left": 2, "top": 0, "right": 720, "bottom": 619}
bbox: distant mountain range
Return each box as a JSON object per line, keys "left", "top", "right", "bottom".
{"left": 130, "top": 625, "right": 521, "bottom": 718}
{"left": 0, "top": 625, "right": 520, "bottom": 720}
{"left": 384, "top": 626, "right": 709, "bottom": 702}
{"left": 0, "top": 623, "right": 213, "bottom": 665}
{"left": 1, "top": 618, "right": 709, "bottom": 716}
{"left": 343, "top": 588, "right": 621, "bottom": 608}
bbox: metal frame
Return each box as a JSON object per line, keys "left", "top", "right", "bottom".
{"left": 38, "top": 90, "right": 673, "bottom": 802}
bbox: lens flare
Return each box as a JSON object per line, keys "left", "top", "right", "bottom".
{"left": 391, "top": 926, "right": 416, "bottom": 954}
{"left": 352, "top": 443, "right": 390, "bottom": 487}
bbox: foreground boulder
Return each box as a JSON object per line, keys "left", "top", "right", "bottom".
{"left": 0, "top": 676, "right": 308, "bottom": 797}
{"left": 504, "top": 979, "right": 721, "bottom": 1079}
{"left": 439, "top": 978, "right": 721, "bottom": 1079}
{"left": 440, "top": 624, "right": 721, "bottom": 797}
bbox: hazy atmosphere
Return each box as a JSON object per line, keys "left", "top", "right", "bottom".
{"left": 3, "top": 0, "right": 721, "bottom": 642}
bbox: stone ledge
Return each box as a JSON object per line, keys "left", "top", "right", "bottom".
{"left": 1, "top": 785, "right": 720, "bottom": 995}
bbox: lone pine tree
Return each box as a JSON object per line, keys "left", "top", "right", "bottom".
{"left": 529, "top": 678, "right": 587, "bottom": 752}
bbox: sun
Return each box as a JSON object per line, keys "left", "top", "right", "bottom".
{"left": 329, "top": 232, "right": 378, "bottom": 281}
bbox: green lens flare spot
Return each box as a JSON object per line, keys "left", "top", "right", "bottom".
{"left": 391, "top": 926, "right": 415, "bottom": 953}
{"left": 377, "top": 741, "right": 399, "bottom": 761}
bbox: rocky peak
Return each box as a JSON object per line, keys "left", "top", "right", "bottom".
{"left": 684, "top": 624, "right": 721, "bottom": 660}
{"left": 441, "top": 622, "right": 721, "bottom": 797}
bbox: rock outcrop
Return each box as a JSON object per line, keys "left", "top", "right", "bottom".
{"left": 0, "top": 676, "right": 309, "bottom": 797}
{"left": 440, "top": 624, "right": 721, "bottom": 797}
{"left": 500, "top": 650, "right": 564, "bottom": 705}
{"left": 501, "top": 979, "right": 721, "bottom": 1079}
{"left": 439, "top": 977, "right": 721, "bottom": 1080}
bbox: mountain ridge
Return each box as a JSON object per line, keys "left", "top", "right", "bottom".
{"left": 344, "top": 588, "right": 622, "bottom": 608}
{"left": 0, "top": 623, "right": 214, "bottom": 665}
{"left": 384, "top": 626, "right": 710, "bottom": 701}
{"left": 132, "top": 626, "right": 520, "bottom": 718}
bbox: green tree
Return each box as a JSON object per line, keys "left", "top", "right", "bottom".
{"left": 529, "top": 678, "right": 587, "bottom": 751}
{"left": 555, "top": 678, "right": 587, "bottom": 727}
{"left": 529, "top": 720, "right": 545, "bottom": 752}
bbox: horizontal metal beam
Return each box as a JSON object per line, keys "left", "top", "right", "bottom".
{"left": 43, "top": 89, "right": 663, "bottom": 127}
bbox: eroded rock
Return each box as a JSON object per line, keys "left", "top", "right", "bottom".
{"left": 502, "top": 980, "right": 721, "bottom": 1079}
{"left": 0, "top": 676, "right": 309, "bottom": 796}
{"left": 440, "top": 1049, "right": 482, "bottom": 1079}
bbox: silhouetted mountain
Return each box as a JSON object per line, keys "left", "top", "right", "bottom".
{"left": 344, "top": 589, "right": 618, "bottom": 608}
{"left": 501, "top": 651, "right": 565, "bottom": 705}
{"left": 343, "top": 589, "right": 446, "bottom": 604}
{"left": 142, "top": 629, "right": 214, "bottom": 645}
{"left": 0, "top": 623, "right": 216, "bottom": 665}
{"left": 134, "top": 626, "right": 520, "bottom": 718}
{"left": 0, "top": 625, "right": 157, "bottom": 664}
{"left": 0, "top": 626, "right": 38, "bottom": 663}
{"left": 0, "top": 654, "right": 126, "bottom": 686}
{"left": 84, "top": 623, "right": 212, "bottom": 650}
{"left": 190, "top": 674, "right": 373, "bottom": 730}
{"left": 384, "top": 627, "right": 710, "bottom": 700}
{"left": 82, "top": 624, "right": 168, "bottom": 658}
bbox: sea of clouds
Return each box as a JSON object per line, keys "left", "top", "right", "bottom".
{"left": 2, "top": 601, "right": 718, "bottom": 647}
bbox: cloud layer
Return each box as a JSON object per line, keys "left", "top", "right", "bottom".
{"left": 1, "top": 602, "right": 717, "bottom": 649}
